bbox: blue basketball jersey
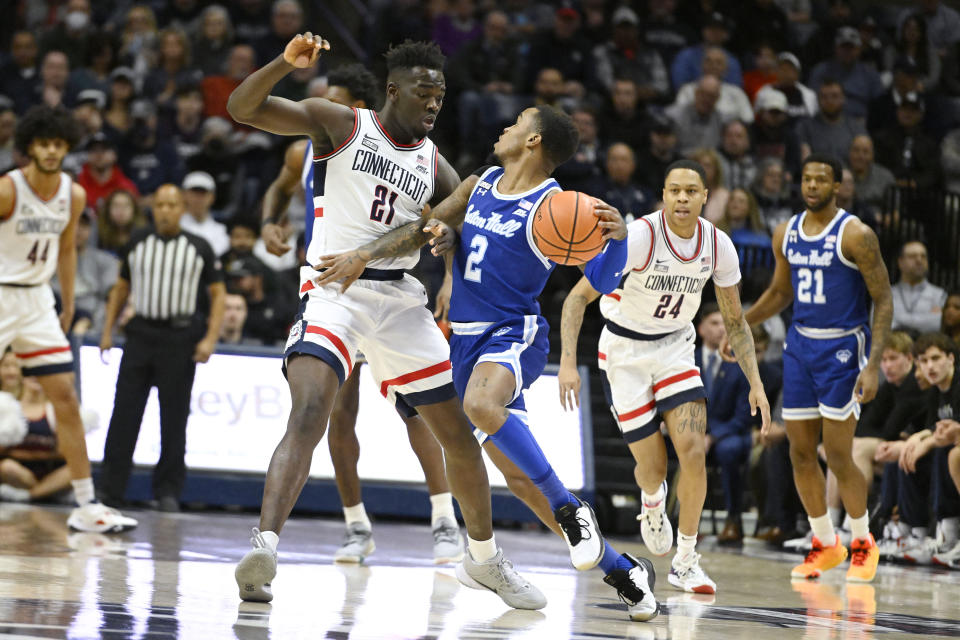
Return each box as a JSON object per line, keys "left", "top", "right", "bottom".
{"left": 302, "top": 140, "right": 315, "bottom": 252}
{"left": 783, "top": 209, "right": 869, "bottom": 331}
{"left": 449, "top": 166, "right": 560, "bottom": 323}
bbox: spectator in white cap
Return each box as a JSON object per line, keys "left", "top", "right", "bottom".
{"left": 756, "top": 52, "right": 817, "bottom": 122}
{"left": 808, "top": 26, "right": 884, "bottom": 119}
{"left": 749, "top": 86, "right": 802, "bottom": 178}
{"left": 179, "top": 171, "right": 229, "bottom": 256}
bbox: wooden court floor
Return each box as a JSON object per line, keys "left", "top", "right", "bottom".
{"left": 1, "top": 504, "right": 958, "bottom": 639}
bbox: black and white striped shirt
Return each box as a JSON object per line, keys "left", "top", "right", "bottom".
{"left": 120, "top": 228, "right": 223, "bottom": 321}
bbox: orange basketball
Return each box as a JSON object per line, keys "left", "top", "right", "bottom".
{"left": 532, "top": 191, "right": 605, "bottom": 265}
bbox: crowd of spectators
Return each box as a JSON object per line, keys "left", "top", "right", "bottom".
{"left": 1, "top": 0, "right": 960, "bottom": 555}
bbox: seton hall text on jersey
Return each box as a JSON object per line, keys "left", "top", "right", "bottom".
{"left": 350, "top": 149, "right": 429, "bottom": 203}
{"left": 786, "top": 248, "right": 834, "bottom": 267}
{"left": 643, "top": 273, "right": 710, "bottom": 294}
{"left": 463, "top": 203, "right": 523, "bottom": 237}
{"left": 16, "top": 217, "right": 67, "bottom": 234}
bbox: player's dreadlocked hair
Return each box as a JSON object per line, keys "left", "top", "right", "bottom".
{"left": 384, "top": 40, "right": 445, "bottom": 73}
{"left": 15, "top": 104, "right": 82, "bottom": 154}
{"left": 534, "top": 105, "right": 579, "bottom": 171}
{"left": 327, "top": 64, "right": 381, "bottom": 110}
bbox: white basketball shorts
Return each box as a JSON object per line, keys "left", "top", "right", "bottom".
{"left": 0, "top": 284, "right": 73, "bottom": 376}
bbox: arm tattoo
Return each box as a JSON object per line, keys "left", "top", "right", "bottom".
{"left": 716, "top": 284, "right": 763, "bottom": 386}
{"left": 356, "top": 219, "right": 427, "bottom": 261}
{"left": 854, "top": 228, "right": 892, "bottom": 369}
{"left": 560, "top": 293, "right": 590, "bottom": 361}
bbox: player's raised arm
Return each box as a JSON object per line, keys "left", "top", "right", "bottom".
{"left": 227, "top": 33, "right": 351, "bottom": 139}
{"left": 558, "top": 277, "right": 602, "bottom": 410}
{"left": 843, "top": 219, "right": 893, "bottom": 404}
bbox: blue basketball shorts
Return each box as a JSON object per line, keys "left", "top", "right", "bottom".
{"left": 781, "top": 324, "right": 870, "bottom": 422}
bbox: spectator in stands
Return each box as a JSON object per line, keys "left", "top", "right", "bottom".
{"left": 164, "top": 84, "right": 204, "bottom": 162}
{"left": 797, "top": 80, "right": 866, "bottom": 162}
{"left": 742, "top": 44, "right": 779, "bottom": 103}
{"left": 219, "top": 293, "right": 256, "bottom": 346}
{"left": 892, "top": 241, "right": 948, "bottom": 334}
{"left": 524, "top": 3, "right": 592, "bottom": 98}
{"left": 230, "top": 0, "right": 271, "bottom": 49}
{"left": 432, "top": 0, "right": 481, "bottom": 58}
{"left": 869, "top": 57, "right": 926, "bottom": 137}
{"left": 592, "top": 6, "right": 669, "bottom": 102}
{"left": 884, "top": 14, "right": 941, "bottom": 93}
{"left": 671, "top": 11, "right": 742, "bottom": 89}
{"left": 635, "top": 113, "right": 680, "bottom": 191}
{"left": 731, "top": 1, "right": 788, "bottom": 55}
{"left": 368, "top": 0, "right": 432, "bottom": 62}
{"left": 104, "top": 67, "right": 136, "bottom": 136}
{"left": 97, "top": 189, "right": 146, "bottom": 256}
{"left": 193, "top": 4, "right": 234, "bottom": 76}
{"left": 598, "top": 78, "right": 649, "bottom": 154}
{"left": 578, "top": 0, "right": 608, "bottom": 46}
{"left": 849, "top": 134, "right": 896, "bottom": 215}
{"left": 874, "top": 92, "right": 942, "bottom": 190}
{"left": 689, "top": 147, "right": 728, "bottom": 223}
{"left": 0, "top": 99, "right": 15, "bottom": 171}
{"left": 553, "top": 108, "right": 604, "bottom": 196}
{"left": 672, "top": 47, "right": 754, "bottom": 123}
{"left": 77, "top": 132, "right": 140, "bottom": 212}
{"left": 222, "top": 218, "right": 257, "bottom": 264}
{"left": 943, "top": 292, "right": 960, "bottom": 344}
{"left": 718, "top": 120, "right": 757, "bottom": 190}
{"left": 179, "top": 171, "right": 229, "bottom": 257}
{"left": 529, "top": 68, "right": 572, "bottom": 112}
{"left": 224, "top": 254, "right": 287, "bottom": 346}
{"left": 252, "top": 0, "right": 304, "bottom": 66}
{"left": 143, "top": 28, "right": 202, "bottom": 108}
{"left": 641, "top": 0, "right": 696, "bottom": 68}
{"left": 448, "top": 10, "right": 523, "bottom": 169}
{"left": 69, "top": 32, "right": 118, "bottom": 96}
{"left": 120, "top": 100, "right": 183, "bottom": 200}
{"left": 117, "top": 4, "right": 158, "bottom": 77}
{"left": 202, "top": 44, "right": 256, "bottom": 122}
{"left": 666, "top": 74, "right": 724, "bottom": 154}
{"left": 749, "top": 88, "right": 801, "bottom": 178}
{"left": 898, "top": 0, "right": 960, "bottom": 57}
{"left": 698, "top": 303, "right": 753, "bottom": 544}
{"left": 836, "top": 167, "right": 876, "bottom": 228}
{"left": 752, "top": 157, "right": 794, "bottom": 232}
{"left": 52, "top": 211, "right": 118, "bottom": 336}
{"left": 717, "top": 187, "right": 769, "bottom": 247}
{"left": 808, "top": 27, "right": 885, "bottom": 120}
{"left": 1, "top": 31, "right": 39, "bottom": 115}
{"left": 185, "top": 117, "right": 243, "bottom": 217}
{"left": 71, "top": 89, "right": 107, "bottom": 152}
{"left": 36, "top": 50, "right": 74, "bottom": 110}
{"left": 756, "top": 52, "right": 816, "bottom": 123}
{"left": 599, "top": 143, "right": 655, "bottom": 223}
{"left": 38, "top": 0, "right": 95, "bottom": 70}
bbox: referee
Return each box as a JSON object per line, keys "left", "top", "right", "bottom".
{"left": 98, "top": 184, "right": 225, "bottom": 512}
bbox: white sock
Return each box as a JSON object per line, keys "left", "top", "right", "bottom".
{"left": 642, "top": 483, "right": 666, "bottom": 508}
{"left": 429, "top": 492, "right": 456, "bottom": 528}
{"left": 828, "top": 506, "right": 843, "bottom": 527}
{"left": 343, "top": 503, "right": 371, "bottom": 530}
{"left": 71, "top": 478, "right": 95, "bottom": 505}
{"left": 808, "top": 513, "right": 837, "bottom": 544}
{"left": 941, "top": 517, "right": 960, "bottom": 546}
{"left": 467, "top": 535, "right": 497, "bottom": 563}
{"left": 841, "top": 513, "right": 853, "bottom": 531}
{"left": 676, "top": 531, "right": 697, "bottom": 559}
{"left": 259, "top": 530, "right": 279, "bottom": 553}
{"left": 849, "top": 513, "right": 870, "bottom": 541}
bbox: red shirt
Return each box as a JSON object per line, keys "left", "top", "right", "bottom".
{"left": 76, "top": 164, "right": 140, "bottom": 212}
{"left": 744, "top": 71, "right": 779, "bottom": 103}
{"left": 202, "top": 76, "right": 242, "bottom": 121}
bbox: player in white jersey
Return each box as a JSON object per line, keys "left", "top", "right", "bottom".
{"left": 0, "top": 105, "right": 136, "bottom": 533}
{"left": 558, "top": 160, "right": 770, "bottom": 594}
{"left": 228, "top": 35, "right": 545, "bottom": 609}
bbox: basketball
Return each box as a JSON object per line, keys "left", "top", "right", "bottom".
{"left": 532, "top": 191, "right": 605, "bottom": 265}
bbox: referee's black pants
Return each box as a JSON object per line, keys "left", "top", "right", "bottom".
{"left": 100, "top": 327, "right": 198, "bottom": 503}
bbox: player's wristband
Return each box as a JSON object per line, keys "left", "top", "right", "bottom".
{"left": 584, "top": 237, "right": 628, "bottom": 294}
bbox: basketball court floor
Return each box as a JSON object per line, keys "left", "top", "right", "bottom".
{"left": 1, "top": 504, "right": 957, "bottom": 639}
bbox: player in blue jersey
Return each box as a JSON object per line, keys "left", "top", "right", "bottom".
{"left": 723, "top": 153, "right": 892, "bottom": 582}
{"left": 317, "top": 105, "right": 659, "bottom": 622}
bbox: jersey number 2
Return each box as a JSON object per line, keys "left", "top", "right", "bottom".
{"left": 797, "top": 268, "right": 827, "bottom": 304}
{"left": 653, "top": 293, "right": 684, "bottom": 319}
{"left": 464, "top": 234, "right": 487, "bottom": 282}
{"left": 27, "top": 240, "right": 50, "bottom": 265}
{"left": 369, "top": 185, "right": 398, "bottom": 224}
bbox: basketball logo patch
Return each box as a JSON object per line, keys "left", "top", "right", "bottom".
{"left": 285, "top": 321, "right": 304, "bottom": 351}
{"left": 835, "top": 349, "right": 852, "bottom": 364}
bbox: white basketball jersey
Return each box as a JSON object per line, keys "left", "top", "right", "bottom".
{"left": 306, "top": 108, "right": 437, "bottom": 270}
{"left": 603, "top": 210, "right": 740, "bottom": 334}
{"left": 0, "top": 170, "right": 73, "bottom": 286}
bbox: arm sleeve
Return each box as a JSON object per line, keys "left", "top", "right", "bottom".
{"left": 584, "top": 237, "right": 628, "bottom": 294}
{"left": 712, "top": 229, "right": 742, "bottom": 288}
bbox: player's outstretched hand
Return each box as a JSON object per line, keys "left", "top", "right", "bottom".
{"left": 434, "top": 273, "right": 452, "bottom": 323}
{"left": 718, "top": 335, "right": 737, "bottom": 362}
{"left": 262, "top": 223, "right": 291, "bottom": 256}
{"left": 853, "top": 366, "right": 879, "bottom": 404}
{"left": 593, "top": 200, "right": 627, "bottom": 241}
{"left": 283, "top": 32, "right": 329, "bottom": 68}
{"left": 313, "top": 250, "right": 368, "bottom": 293}
{"left": 751, "top": 384, "right": 772, "bottom": 437}
{"left": 558, "top": 362, "right": 581, "bottom": 411}
{"left": 424, "top": 219, "right": 456, "bottom": 256}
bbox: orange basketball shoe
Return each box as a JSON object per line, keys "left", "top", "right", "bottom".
{"left": 791, "top": 535, "right": 848, "bottom": 579}
{"left": 846, "top": 534, "right": 880, "bottom": 583}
